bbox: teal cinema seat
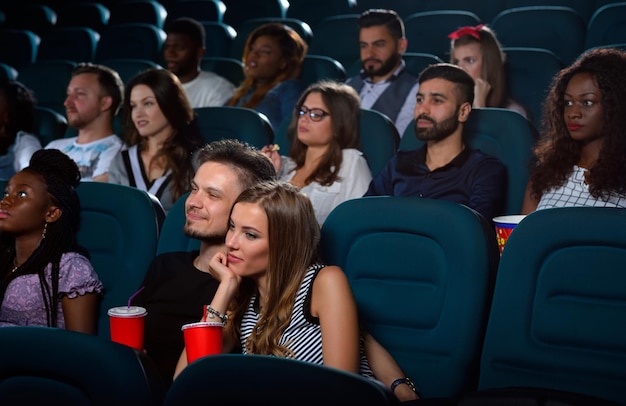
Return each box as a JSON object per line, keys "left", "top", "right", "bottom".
{"left": 320, "top": 196, "right": 499, "bottom": 399}
{"left": 475, "top": 206, "right": 626, "bottom": 404}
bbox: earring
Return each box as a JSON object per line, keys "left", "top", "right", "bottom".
{"left": 41, "top": 222, "right": 48, "bottom": 240}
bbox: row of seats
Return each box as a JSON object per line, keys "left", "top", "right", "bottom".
{"left": 25, "top": 106, "right": 537, "bottom": 216}
{"left": 0, "top": 23, "right": 166, "bottom": 69}
{"left": 28, "top": 103, "right": 393, "bottom": 181}
{"left": 0, "top": 105, "right": 538, "bottom": 339}
{"left": 3, "top": 183, "right": 622, "bottom": 404}
{"left": 303, "top": 4, "right": 626, "bottom": 69}
{"left": 276, "top": 107, "right": 537, "bottom": 216}
{"left": 320, "top": 197, "right": 626, "bottom": 403}
{"left": 352, "top": 0, "right": 620, "bottom": 24}
{"left": 7, "top": 0, "right": 626, "bottom": 65}
{"left": 0, "top": 0, "right": 291, "bottom": 32}
{"left": 1, "top": 42, "right": 559, "bottom": 131}
{"left": 3, "top": 0, "right": 620, "bottom": 32}
{"left": 8, "top": 55, "right": 345, "bottom": 117}
{"left": 1, "top": 5, "right": 623, "bottom": 130}
{"left": 2, "top": 2, "right": 625, "bottom": 69}
{"left": 2, "top": 160, "right": 625, "bottom": 402}
{"left": 0, "top": 327, "right": 397, "bottom": 405}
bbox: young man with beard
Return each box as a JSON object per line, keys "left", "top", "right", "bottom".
{"left": 345, "top": 9, "right": 418, "bottom": 136}
{"left": 163, "top": 17, "right": 235, "bottom": 108}
{"left": 45, "top": 63, "right": 123, "bottom": 182}
{"left": 365, "top": 63, "right": 506, "bottom": 222}
{"left": 132, "top": 140, "right": 276, "bottom": 387}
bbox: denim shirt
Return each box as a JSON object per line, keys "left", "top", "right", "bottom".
{"left": 238, "top": 79, "right": 304, "bottom": 130}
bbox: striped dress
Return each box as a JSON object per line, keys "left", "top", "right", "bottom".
{"left": 240, "top": 264, "right": 374, "bottom": 377}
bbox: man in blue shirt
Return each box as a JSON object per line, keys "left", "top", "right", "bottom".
{"left": 365, "top": 63, "right": 506, "bottom": 222}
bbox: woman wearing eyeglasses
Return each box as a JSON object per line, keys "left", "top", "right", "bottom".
{"left": 262, "top": 81, "right": 372, "bottom": 225}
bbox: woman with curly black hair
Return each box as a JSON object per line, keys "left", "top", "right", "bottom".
{"left": 0, "top": 149, "right": 103, "bottom": 332}
{"left": 522, "top": 47, "right": 626, "bottom": 213}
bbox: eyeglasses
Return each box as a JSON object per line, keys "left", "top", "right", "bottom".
{"left": 297, "top": 105, "right": 330, "bottom": 122}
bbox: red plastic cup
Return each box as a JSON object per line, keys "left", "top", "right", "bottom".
{"left": 182, "top": 321, "right": 223, "bottom": 363}
{"left": 107, "top": 306, "right": 147, "bottom": 350}
{"left": 493, "top": 215, "right": 526, "bottom": 255}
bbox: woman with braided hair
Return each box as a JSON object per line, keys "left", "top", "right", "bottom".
{"left": 0, "top": 149, "right": 103, "bottom": 333}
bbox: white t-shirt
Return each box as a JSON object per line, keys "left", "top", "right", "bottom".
{"left": 14, "top": 131, "right": 42, "bottom": 171}
{"left": 45, "top": 134, "right": 122, "bottom": 181}
{"left": 182, "top": 70, "right": 235, "bottom": 108}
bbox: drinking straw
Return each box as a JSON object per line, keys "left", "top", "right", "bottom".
{"left": 127, "top": 286, "right": 145, "bottom": 309}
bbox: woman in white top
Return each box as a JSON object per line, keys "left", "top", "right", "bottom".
{"left": 263, "top": 81, "right": 372, "bottom": 225}
{"left": 522, "top": 48, "right": 626, "bottom": 213}
{"left": 0, "top": 78, "right": 41, "bottom": 180}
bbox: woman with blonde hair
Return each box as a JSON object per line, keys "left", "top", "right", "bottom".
{"left": 227, "top": 23, "right": 307, "bottom": 130}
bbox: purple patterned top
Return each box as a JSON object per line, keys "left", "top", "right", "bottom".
{"left": 0, "top": 252, "right": 103, "bottom": 328}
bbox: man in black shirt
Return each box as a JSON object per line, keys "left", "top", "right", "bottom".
{"left": 133, "top": 139, "right": 275, "bottom": 386}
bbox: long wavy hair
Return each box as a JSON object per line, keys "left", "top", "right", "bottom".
{"left": 287, "top": 81, "right": 361, "bottom": 187}
{"left": 0, "top": 78, "right": 36, "bottom": 156}
{"left": 529, "top": 47, "right": 626, "bottom": 200}
{"left": 227, "top": 23, "right": 307, "bottom": 109}
{"left": 450, "top": 25, "right": 507, "bottom": 108}
{"left": 122, "top": 69, "right": 201, "bottom": 202}
{"left": 0, "top": 149, "right": 87, "bottom": 327}
{"left": 225, "top": 181, "right": 320, "bottom": 357}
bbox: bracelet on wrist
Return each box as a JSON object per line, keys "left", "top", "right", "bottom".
{"left": 206, "top": 305, "right": 228, "bottom": 324}
{"left": 390, "top": 377, "right": 418, "bottom": 394}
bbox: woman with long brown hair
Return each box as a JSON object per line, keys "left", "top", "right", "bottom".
{"left": 109, "top": 68, "right": 202, "bottom": 213}
{"left": 262, "top": 80, "right": 371, "bottom": 225}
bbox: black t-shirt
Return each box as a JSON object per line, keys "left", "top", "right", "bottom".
{"left": 133, "top": 250, "right": 219, "bottom": 387}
